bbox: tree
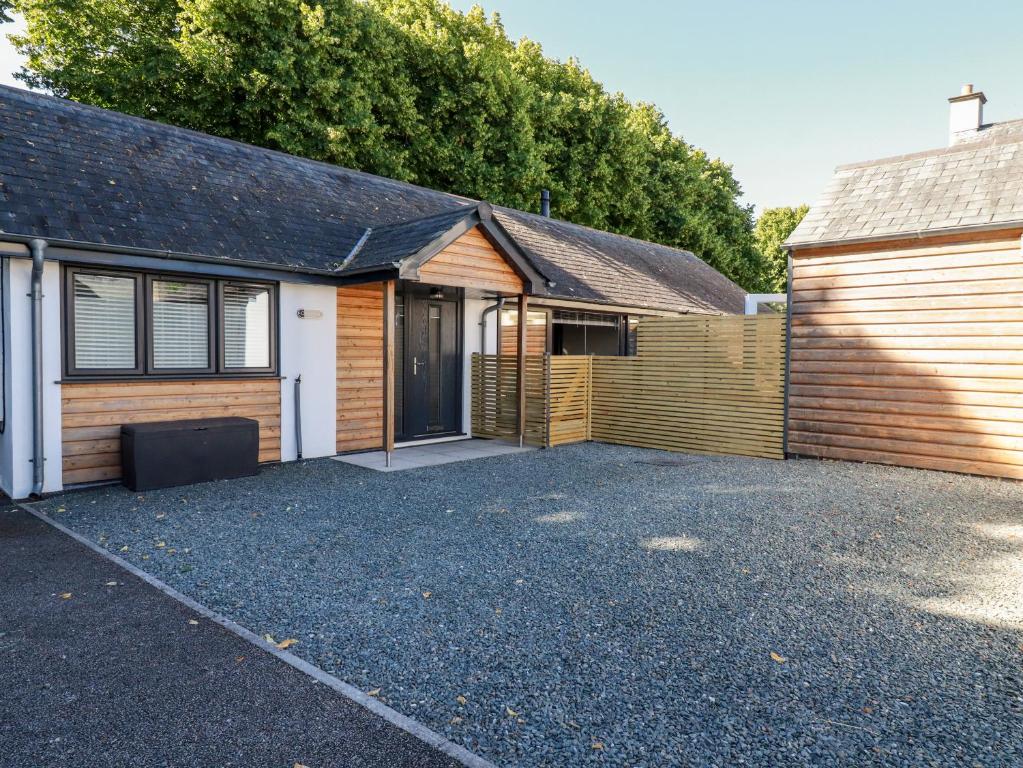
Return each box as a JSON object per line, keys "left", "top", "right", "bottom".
{"left": 10, "top": 0, "right": 186, "bottom": 118}
{"left": 8, "top": 0, "right": 768, "bottom": 289}
{"left": 368, "top": 0, "right": 542, "bottom": 205}
{"left": 754, "top": 205, "right": 809, "bottom": 292}
{"left": 173, "top": 0, "right": 422, "bottom": 179}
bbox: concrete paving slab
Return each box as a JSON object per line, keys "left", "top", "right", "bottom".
{"left": 334, "top": 439, "right": 535, "bottom": 472}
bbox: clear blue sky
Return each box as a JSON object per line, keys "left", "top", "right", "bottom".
{"left": 3, "top": 1, "right": 1022, "bottom": 212}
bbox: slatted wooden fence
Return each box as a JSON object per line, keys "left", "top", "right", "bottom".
{"left": 471, "top": 315, "right": 787, "bottom": 459}
{"left": 470, "top": 354, "right": 548, "bottom": 446}
{"left": 591, "top": 316, "right": 786, "bottom": 458}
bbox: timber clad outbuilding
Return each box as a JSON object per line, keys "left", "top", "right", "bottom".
{"left": 786, "top": 85, "right": 1023, "bottom": 481}
{"left": 0, "top": 85, "right": 747, "bottom": 499}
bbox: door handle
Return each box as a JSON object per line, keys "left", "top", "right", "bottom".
{"left": 413, "top": 356, "right": 420, "bottom": 376}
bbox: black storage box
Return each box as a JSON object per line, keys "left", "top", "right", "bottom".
{"left": 121, "top": 417, "right": 259, "bottom": 491}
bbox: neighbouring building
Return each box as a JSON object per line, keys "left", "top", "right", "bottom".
{"left": 0, "top": 86, "right": 745, "bottom": 499}
{"left": 785, "top": 85, "right": 1023, "bottom": 480}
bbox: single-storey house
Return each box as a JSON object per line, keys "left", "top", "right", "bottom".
{"left": 0, "top": 85, "right": 745, "bottom": 499}
{"left": 786, "top": 85, "right": 1023, "bottom": 480}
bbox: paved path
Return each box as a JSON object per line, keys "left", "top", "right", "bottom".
{"left": 0, "top": 504, "right": 461, "bottom": 768}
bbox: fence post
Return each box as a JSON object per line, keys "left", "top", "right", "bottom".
{"left": 783, "top": 251, "right": 793, "bottom": 458}
{"left": 516, "top": 294, "right": 528, "bottom": 447}
{"left": 544, "top": 353, "right": 552, "bottom": 448}
{"left": 585, "top": 356, "right": 592, "bottom": 441}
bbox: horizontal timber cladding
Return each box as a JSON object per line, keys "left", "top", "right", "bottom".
{"left": 789, "top": 231, "right": 1023, "bottom": 480}
{"left": 337, "top": 284, "right": 384, "bottom": 452}
{"left": 470, "top": 354, "right": 547, "bottom": 446}
{"left": 419, "top": 226, "right": 524, "bottom": 294}
{"left": 589, "top": 315, "right": 787, "bottom": 459}
{"left": 499, "top": 309, "right": 549, "bottom": 355}
{"left": 61, "top": 378, "right": 281, "bottom": 485}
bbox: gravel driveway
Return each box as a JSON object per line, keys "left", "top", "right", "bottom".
{"left": 37, "top": 444, "right": 1023, "bottom": 767}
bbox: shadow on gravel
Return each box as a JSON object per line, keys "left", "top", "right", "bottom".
{"left": 32, "top": 444, "right": 1023, "bottom": 768}
{"left": 832, "top": 509, "right": 1023, "bottom": 630}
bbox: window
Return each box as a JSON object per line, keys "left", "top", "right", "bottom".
{"left": 68, "top": 269, "right": 142, "bottom": 374}
{"left": 222, "top": 283, "right": 272, "bottom": 371}
{"left": 64, "top": 267, "right": 276, "bottom": 378}
{"left": 551, "top": 310, "right": 623, "bottom": 356}
{"left": 150, "top": 277, "right": 213, "bottom": 372}
{"left": 625, "top": 317, "right": 639, "bottom": 356}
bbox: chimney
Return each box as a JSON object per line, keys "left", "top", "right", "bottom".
{"left": 948, "top": 84, "right": 986, "bottom": 145}
{"left": 540, "top": 189, "right": 551, "bottom": 217}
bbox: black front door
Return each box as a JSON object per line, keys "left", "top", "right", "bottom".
{"left": 401, "top": 288, "right": 462, "bottom": 440}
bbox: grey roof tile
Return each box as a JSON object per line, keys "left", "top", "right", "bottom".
{"left": 789, "top": 118, "right": 1023, "bottom": 246}
{"left": 0, "top": 86, "right": 744, "bottom": 314}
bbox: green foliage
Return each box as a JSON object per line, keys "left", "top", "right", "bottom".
{"left": 9, "top": 0, "right": 766, "bottom": 289}
{"left": 754, "top": 205, "right": 809, "bottom": 292}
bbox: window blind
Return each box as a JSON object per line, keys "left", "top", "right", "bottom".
{"left": 152, "top": 280, "right": 209, "bottom": 369}
{"left": 552, "top": 310, "right": 620, "bottom": 327}
{"left": 73, "top": 273, "right": 136, "bottom": 369}
{"left": 223, "top": 283, "right": 270, "bottom": 368}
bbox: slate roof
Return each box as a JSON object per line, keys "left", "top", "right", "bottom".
{"left": 787, "top": 119, "right": 1023, "bottom": 247}
{"left": 496, "top": 210, "right": 745, "bottom": 313}
{"left": 0, "top": 85, "right": 745, "bottom": 313}
{"left": 342, "top": 206, "right": 475, "bottom": 272}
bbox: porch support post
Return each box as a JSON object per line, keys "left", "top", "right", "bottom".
{"left": 382, "top": 280, "right": 396, "bottom": 467}
{"left": 517, "top": 293, "right": 528, "bottom": 447}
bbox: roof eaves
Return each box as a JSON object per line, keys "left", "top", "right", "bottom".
{"left": 0, "top": 229, "right": 344, "bottom": 278}
{"left": 785, "top": 218, "right": 1023, "bottom": 250}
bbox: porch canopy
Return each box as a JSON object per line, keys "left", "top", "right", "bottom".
{"left": 337, "top": 203, "right": 550, "bottom": 464}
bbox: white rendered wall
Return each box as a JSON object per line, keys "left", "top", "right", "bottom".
{"left": 279, "top": 282, "right": 337, "bottom": 461}
{"left": 463, "top": 298, "right": 499, "bottom": 437}
{"left": 0, "top": 258, "right": 13, "bottom": 495}
{"left": 1, "top": 257, "right": 62, "bottom": 499}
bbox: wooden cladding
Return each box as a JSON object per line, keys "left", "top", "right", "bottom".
{"left": 419, "top": 227, "right": 523, "bottom": 294}
{"left": 61, "top": 378, "right": 281, "bottom": 485}
{"left": 471, "top": 315, "right": 786, "bottom": 459}
{"left": 789, "top": 233, "right": 1023, "bottom": 480}
{"left": 591, "top": 316, "right": 786, "bottom": 459}
{"left": 499, "top": 309, "right": 548, "bottom": 355}
{"left": 337, "top": 284, "right": 384, "bottom": 452}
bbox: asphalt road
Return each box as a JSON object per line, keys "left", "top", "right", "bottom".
{"left": 0, "top": 503, "right": 462, "bottom": 768}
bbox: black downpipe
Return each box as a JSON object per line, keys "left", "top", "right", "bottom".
{"left": 30, "top": 239, "right": 46, "bottom": 497}
{"left": 0, "top": 256, "right": 6, "bottom": 435}
{"left": 479, "top": 297, "right": 506, "bottom": 355}
{"left": 294, "top": 375, "right": 303, "bottom": 460}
